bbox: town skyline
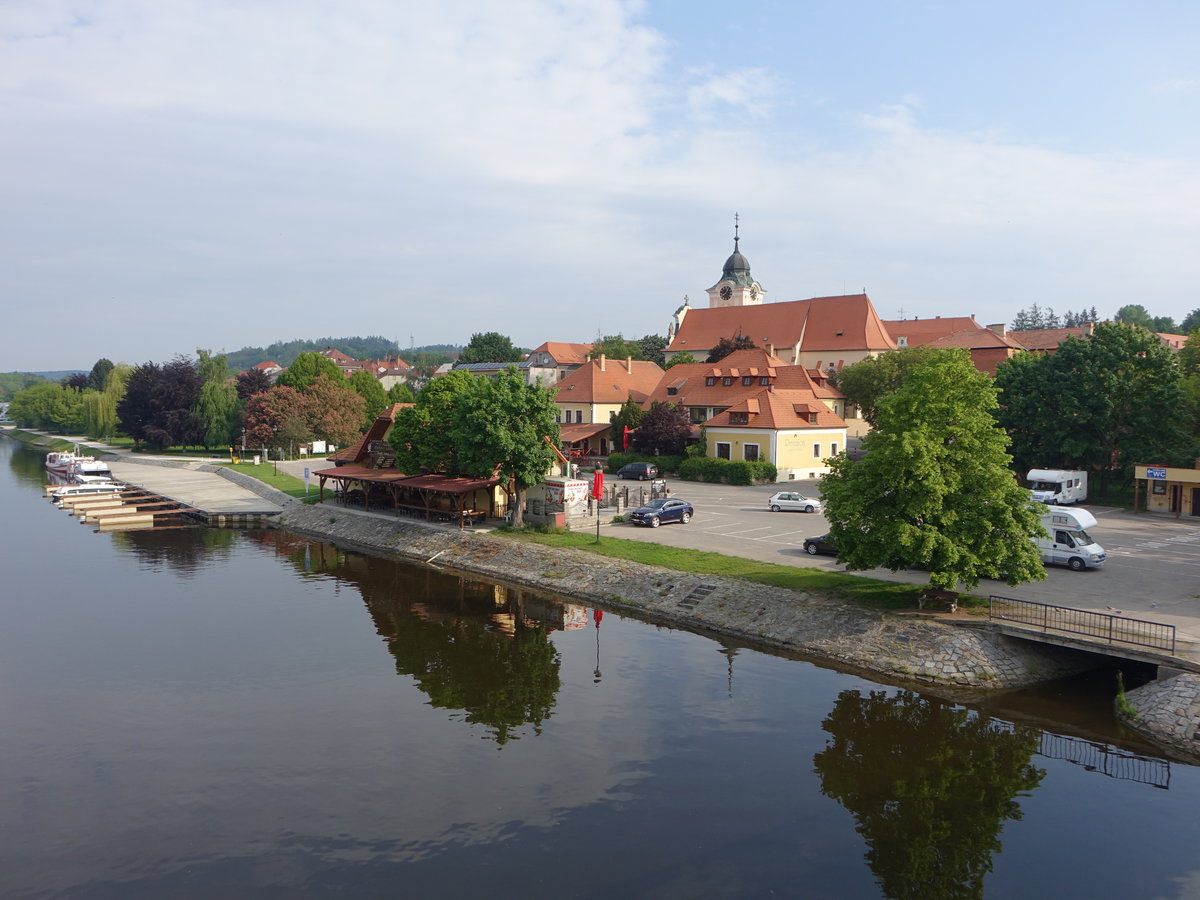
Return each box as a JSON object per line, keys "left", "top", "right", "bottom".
{"left": 4, "top": 0, "right": 1200, "bottom": 371}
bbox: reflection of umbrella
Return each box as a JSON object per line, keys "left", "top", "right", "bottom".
{"left": 593, "top": 609, "right": 603, "bottom": 683}
{"left": 718, "top": 646, "right": 738, "bottom": 698}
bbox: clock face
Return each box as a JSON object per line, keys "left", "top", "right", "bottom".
{"left": 719, "top": 285, "right": 732, "bottom": 301}
{"left": 750, "top": 287, "right": 759, "bottom": 301}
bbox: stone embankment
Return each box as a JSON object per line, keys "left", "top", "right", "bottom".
{"left": 1122, "top": 674, "right": 1200, "bottom": 759}
{"left": 276, "top": 501, "right": 1095, "bottom": 692}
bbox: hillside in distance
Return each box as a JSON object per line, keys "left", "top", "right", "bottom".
{"left": 224, "top": 337, "right": 460, "bottom": 374}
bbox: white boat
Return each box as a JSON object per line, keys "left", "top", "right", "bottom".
{"left": 45, "top": 450, "right": 83, "bottom": 476}
{"left": 51, "top": 482, "right": 124, "bottom": 500}
{"left": 70, "top": 458, "right": 116, "bottom": 483}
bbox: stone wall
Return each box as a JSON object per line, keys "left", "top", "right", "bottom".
{"left": 277, "top": 502, "right": 1098, "bottom": 691}
{"left": 1122, "top": 673, "right": 1200, "bottom": 760}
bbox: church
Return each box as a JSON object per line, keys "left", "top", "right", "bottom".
{"left": 665, "top": 226, "right": 896, "bottom": 379}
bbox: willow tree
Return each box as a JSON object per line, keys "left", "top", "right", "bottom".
{"left": 83, "top": 363, "right": 130, "bottom": 440}
{"left": 195, "top": 349, "right": 240, "bottom": 449}
{"left": 821, "top": 349, "right": 1045, "bottom": 590}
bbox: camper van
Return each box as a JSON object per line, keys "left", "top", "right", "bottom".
{"left": 1036, "top": 506, "right": 1105, "bottom": 571}
{"left": 1027, "top": 469, "right": 1087, "bottom": 505}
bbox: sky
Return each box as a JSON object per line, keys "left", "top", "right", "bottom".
{"left": 3, "top": 0, "right": 1200, "bottom": 371}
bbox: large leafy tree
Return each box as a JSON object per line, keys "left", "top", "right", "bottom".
{"left": 994, "top": 322, "right": 1191, "bottom": 491}
{"left": 87, "top": 358, "right": 114, "bottom": 392}
{"left": 82, "top": 363, "right": 130, "bottom": 440}
{"left": 450, "top": 368, "right": 560, "bottom": 526}
{"left": 821, "top": 349, "right": 1045, "bottom": 590}
{"left": 303, "top": 374, "right": 366, "bottom": 447}
{"left": 457, "top": 331, "right": 523, "bottom": 365}
{"left": 835, "top": 345, "right": 941, "bottom": 427}
{"left": 663, "top": 351, "right": 697, "bottom": 369}
{"left": 348, "top": 369, "right": 389, "bottom": 429}
{"left": 608, "top": 397, "right": 646, "bottom": 451}
{"left": 706, "top": 334, "right": 756, "bottom": 363}
{"left": 389, "top": 369, "right": 476, "bottom": 474}
{"left": 8, "top": 382, "right": 86, "bottom": 432}
{"left": 195, "top": 349, "right": 240, "bottom": 449}
{"left": 242, "top": 385, "right": 310, "bottom": 452}
{"left": 275, "top": 352, "right": 343, "bottom": 391}
{"left": 116, "top": 357, "right": 204, "bottom": 449}
{"left": 1180, "top": 309, "right": 1200, "bottom": 335}
{"left": 1114, "top": 303, "right": 1153, "bottom": 329}
{"left": 387, "top": 382, "right": 415, "bottom": 404}
{"left": 636, "top": 334, "right": 668, "bottom": 367}
{"left": 588, "top": 334, "right": 644, "bottom": 361}
{"left": 815, "top": 689, "right": 1044, "bottom": 900}
{"left": 631, "top": 400, "right": 691, "bottom": 457}
{"left": 235, "top": 367, "right": 273, "bottom": 401}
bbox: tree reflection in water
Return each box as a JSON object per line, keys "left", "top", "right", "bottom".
{"left": 814, "top": 689, "right": 1045, "bottom": 900}
{"left": 249, "top": 530, "right": 563, "bottom": 746}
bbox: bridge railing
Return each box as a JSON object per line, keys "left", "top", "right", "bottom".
{"left": 988, "top": 595, "right": 1176, "bottom": 654}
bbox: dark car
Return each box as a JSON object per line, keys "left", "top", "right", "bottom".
{"left": 618, "top": 462, "right": 660, "bottom": 480}
{"left": 628, "top": 497, "right": 693, "bottom": 527}
{"left": 803, "top": 533, "right": 837, "bottom": 556}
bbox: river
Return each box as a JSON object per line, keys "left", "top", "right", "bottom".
{"left": 2, "top": 437, "right": 1198, "bottom": 899}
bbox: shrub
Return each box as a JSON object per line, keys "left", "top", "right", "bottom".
{"left": 603, "top": 451, "right": 683, "bottom": 475}
{"left": 677, "top": 457, "right": 777, "bottom": 485}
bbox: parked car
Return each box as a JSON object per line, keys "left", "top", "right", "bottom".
{"left": 768, "top": 491, "right": 822, "bottom": 513}
{"left": 628, "top": 497, "right": 693, "bottom": 527}
{"left": 618, "top": 462, "right": 660, "bottom": 481}
{"left": 803, "top": 533, "right": 837, "bottom": 556}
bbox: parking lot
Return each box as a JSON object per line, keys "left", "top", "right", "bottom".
{"left": 611, "top": 478, "right": 1200, "bottom": 640}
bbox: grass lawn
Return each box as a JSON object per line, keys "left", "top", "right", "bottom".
{"left": 497, "top": 527, "right": 974, "bottom": 612}
{"left": 216, "top": 461, "right": 320, "bottom": 503}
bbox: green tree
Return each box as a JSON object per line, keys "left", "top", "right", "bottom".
{"left": 348, "top": 369, "right": 389, "bottom": 429}
{"left": 663, "top": 351, "right": 697, "bottom": 369}
{"left": 1151, "top": 315, "right": 1178, "bottom": 333}
{"left": 814, "top": 689, "right": 1045, "bottom": 900}
{"left": 275, "top": 352, "right": 344, "bottom": 391}
{"left": 82, "top": 363, "right": 130, "bottom": 441}
{"left": 631, "top": 400, "right": 691, "bottom": 457}
{"left": 835, "top": 345, "right": 941, "bottom": 427}
{"left": 994, "top": 322, "right": 1191, "bottom": 491}
{"left": 1114, "top": 303, "right": 1153, "bottom": 329}
{"left": 1179, "top": 329, "right": 1200, "bottom": 377}
{"left": 389, "top": 370, "right": 477, "bottom": 475}
{"left": 457, "top": 332, "right": 523, "bottom": 365}
{"left": 450, "top": 368, "right": 560, "bottom": 526}
{"left": 8, "top": 382, "right": 85, "bottom": 432}
{"left": 705, "top": 334, "right": 756, "bottom": 363}
{"left": 821, "top": 350, "right": 1046, "bottom": 590}
{"left": 387, "top": 382, "right": 415, "bottom": 404}
{"left": 86, "top": 358, "right": 114, "bottom": 392}
{"left": 588, "top": 334, "right": 644, "bottom": 361}
{"left": 1180, "top": 308, "right": 1200, "bottom": 335}
{"left": 636, "top": 334, "right": 668, "bottom": 367}
{"left": 608, "top": 397, "right": 646, "bottom": 451}
{"left": 195, "top": 350, "right": 240, "bottom": 449}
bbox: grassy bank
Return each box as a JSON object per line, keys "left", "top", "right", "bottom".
{"left": 1, "top": 429, "right": 76, "bottom": 452}
{"left": 498, "top": 527, "right": 968, "bottom": 612}
{"left": 215, "top": 461, "right": 318, "bottom": 502}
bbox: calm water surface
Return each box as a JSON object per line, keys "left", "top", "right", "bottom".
{"left": 2, "top": 438, "right": 1198, "bottom": 899}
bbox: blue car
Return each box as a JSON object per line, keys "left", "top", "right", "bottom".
{"left": 629, "top": 498, "right": 694, "bottom": 527}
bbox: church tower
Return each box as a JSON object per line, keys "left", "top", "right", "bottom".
{"left": 705, "top": 215, "right": 765, "bottom": 308}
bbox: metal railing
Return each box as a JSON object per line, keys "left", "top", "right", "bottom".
{"left": 988, "top": 595, "right": 1176, "bottom": 654}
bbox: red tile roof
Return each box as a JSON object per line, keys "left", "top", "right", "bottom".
{"left": 707, "top": 387, "right": 847, "bottom": 430}
{"left": 528, "top": 341, "right": 595, "bottom": 366}
{"left": 644, "top": 348, "right": 845, "bottom": 412}
{"left": 554, "top": 358, "right": 664, "bottom": 404}
{"left": 667, "top": 293, "right": 896, "bottom": 357}
{"left": 1007, "top": 327, "right": 1093, "bottom": 351}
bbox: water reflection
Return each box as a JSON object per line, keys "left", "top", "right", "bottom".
{"left": 247, "top": 530, "right": 567, "bottom": 746}
{"left": 113, "top": 527, "right": 238, "bottom": 576}
{"left": 813, "top": 689, "right": 1045, "bottom": 900}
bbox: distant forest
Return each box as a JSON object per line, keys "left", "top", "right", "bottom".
{"left": 223, "top": 337, "right": 461, "bottom": 374}
{"left": 0, "top": 372, "right": 55, "bottom": 402}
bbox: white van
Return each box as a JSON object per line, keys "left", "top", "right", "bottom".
{"left": 1027, "top": 469, "right": 1087, "bottom": 505}
{"left": 1036, "top": 506, "right": 1105, "bottom": 571}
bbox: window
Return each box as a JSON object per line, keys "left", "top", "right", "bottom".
{"left": 576, "top": 410, "right": 584, "bottom": 423}
{"left": 744, "top": 444, "right": 760, "bottom": 461}
{"left": 831, "top": 442, "right": 839, "bottom": 456}
{"left": 760, "top": 376, "right": 769, "bottom": 385}
{"left": 729, "top": 412, "right": 748, "bottom": 425}
{"left": 667, "top": 386, "right": 678, "bottom": 396}
{"left": 706, "top": 376, "right": 716, "bottom": 386}
{"left": 742, "top": 376, "right": 753, "bottom": 385}
{"left": 813, "top": 443, "right": 821, "bottom": 458}
{"left": 555, "top": 413, "right": 561, "bottom": 423}
{"left": 716, "top": 442, "right": 731, "bottom": 460}
{"left": 690, "top": 409, "right": 708, "bottom": 424}
{"left": 722, "top": 377, "right": 733, "bottom": 386}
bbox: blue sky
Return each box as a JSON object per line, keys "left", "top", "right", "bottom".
{"left": 3, "top": 0, "right": 1199, "bottom": 371}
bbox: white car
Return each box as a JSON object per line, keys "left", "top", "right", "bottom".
{"left": 767, "top": 491, "right": 822, "bottom": 513}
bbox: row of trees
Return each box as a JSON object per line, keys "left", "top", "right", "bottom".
{"left": 1009, "top": 302, "right": 1200, "bottom": 335}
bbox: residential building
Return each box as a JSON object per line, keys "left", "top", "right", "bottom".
{"left": 553, "top": 356, "right": 663, "bottom": 458}
{"left": 882, "top": 316, "right": 1024, "bottom": 375}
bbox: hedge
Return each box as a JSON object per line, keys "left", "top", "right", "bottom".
{"left": 677, "top": 457, "right": 777, "bottom": 485}
{"left": 601, "top": 451, "right": 684, "bottom": 475}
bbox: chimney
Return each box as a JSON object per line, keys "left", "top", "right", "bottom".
{"left": 987, "top": 323, "right": 1007, "bottom": 336}
{"left": 599, "top": 354, "right": 606, "bottom": 372}
{"left": 625, "top": 356, "right": 633, "bottom": 374}
{"left": 767, "top": 343, "right": 775, "bottom": 357}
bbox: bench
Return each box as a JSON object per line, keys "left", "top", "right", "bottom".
{"left": 918, "top": 588, "right": 959, "bottom": 613}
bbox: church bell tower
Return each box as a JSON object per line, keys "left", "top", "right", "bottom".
{"left": 706, "top": 214, "right": 765, "bottom": 308}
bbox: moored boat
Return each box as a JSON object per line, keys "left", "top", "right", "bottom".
{"left": 71, "top": 458, "right": 115, "bottom": 483}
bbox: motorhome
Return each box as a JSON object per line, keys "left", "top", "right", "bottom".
{"left": 1027, "top": 469, "right": 1087, "bottom": 505}
{"left": 1036, "top": 506, "right": 1105, "bottom": 571}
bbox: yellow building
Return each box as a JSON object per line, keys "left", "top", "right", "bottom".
{"left": 1134, "top": 463, "right": 1200, "bottom": 518}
